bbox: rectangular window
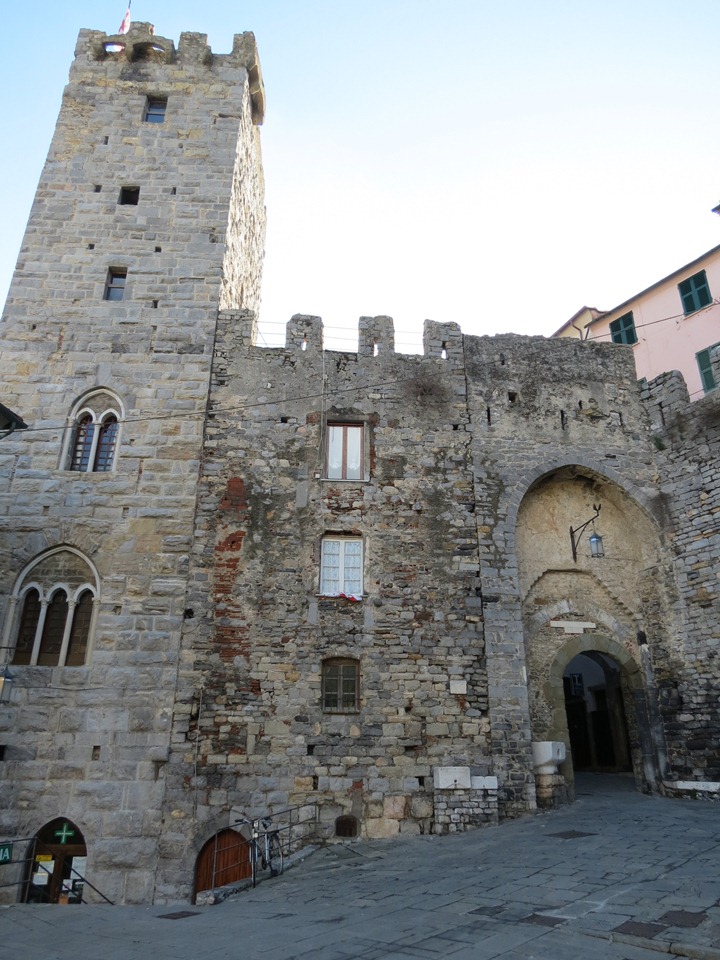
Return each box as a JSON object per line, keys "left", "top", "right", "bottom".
{"left": 322, "top": 659, "right": 359, "bottom": 713}
{"left": 104, "top": 269, "right": 127, "bottom": 301}
{"left": 144, "top": 97, "right": 167, "bottom": 123}
{"left": 609, "top": 311, "right": 637, "bottom": 345}
{"left": 697, "top": 343, "right": 720, "bottom": 393}
{"left": 679, "top": 270, "right": 712, "bottom": 315}
{"left": 320, "top": 537, "right": 363, "bottom": 598}
{"left": 118, "top": 186, "right": 140, "bottom": 205}
{"left": 326, "top": 423, "right": 364, "bottom": 480}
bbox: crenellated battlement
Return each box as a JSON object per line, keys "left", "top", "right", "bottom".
{"left": 219, "top": 310, "right": 636, "bottom": 372}
{"left": 214, "top": 310, "right": 645, "bottom": 443}
{"left": 275, "top": 315, "right": 464, "bottom": 360}
{"left": 220, "top": 312, "right": 468, "bottom": 361}
{"left": 73, "top": 23, "right": 265, "bottom": 123}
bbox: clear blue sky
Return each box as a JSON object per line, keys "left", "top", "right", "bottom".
{"left": 2, "top": 1, "right": 719, "bottom": 352}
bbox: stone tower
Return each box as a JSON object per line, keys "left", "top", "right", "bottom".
{"left": 0, "top": 23, "right": 265, "bottom": 904}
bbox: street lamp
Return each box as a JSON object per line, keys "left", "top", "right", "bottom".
{"left": 570, "top": 504, "right": 604, "bottom": 562}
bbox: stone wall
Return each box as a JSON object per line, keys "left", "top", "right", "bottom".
{"left": 642, "top": 367, "right": 720, "bottom": 784}
{"left": 0, "top": 24, "right": 265, "bottom": 904}
{"left": 158, "top": 314, "right": 711, "bottom": 898}
{"left": 2, "top": 18, "right": 720, "bottom": 910}
{"left": 160, "top": 312, "right": 494, "bottom": 897}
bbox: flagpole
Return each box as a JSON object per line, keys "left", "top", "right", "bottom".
{"left": 118, "top": 1, "right": 131, "bottom": 35}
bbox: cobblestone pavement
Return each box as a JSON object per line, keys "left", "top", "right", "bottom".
{"left": 3, "top": 775, "right": 720, "bottom": 960}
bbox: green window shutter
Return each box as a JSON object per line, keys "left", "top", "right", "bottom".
{"left": 697, "top": 344, "right": 719, "bottom": 393}
{"left": 610, "top": 312, "right": 637, "bottom": 345}
{"left": 680, "top": 271, "right": 712, "bottom": 315}
{"left": 695, "top": 272, "right": 712, "bottom": 309}
{"left": 679, "top": 281, "right": 695, "bottom": 314}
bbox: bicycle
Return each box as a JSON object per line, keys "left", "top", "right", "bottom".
{"left": 236, "top": 816, "right": 284, "bottom": 888}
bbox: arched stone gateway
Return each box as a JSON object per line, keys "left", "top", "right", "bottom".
{"left": 515, "top": 466, "right": 673, "bottom": 806}
{"left": 23, "top": 819, "right": 87, "bottom": 904}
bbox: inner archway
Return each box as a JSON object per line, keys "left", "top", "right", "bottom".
{"left": 516, "top": 464, "right": 670, "bottom": 801}
{"left": 563, "top": 652, "right": 631, "bottom": 773}
{"left": 23, "top": 819, "right": 87, "bottom": 904}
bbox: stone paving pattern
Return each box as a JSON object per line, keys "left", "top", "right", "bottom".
{"left": 3, "top": 777, "right": 720, "bottom": 959}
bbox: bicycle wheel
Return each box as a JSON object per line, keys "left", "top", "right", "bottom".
{"left": 268, "top": 832, "right": 284, "bottom": 877}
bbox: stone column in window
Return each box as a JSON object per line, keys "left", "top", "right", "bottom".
{"left": 57, "top": 597, "right": 78, "bottom": 667}
{"left": 30, "top": 598, "right": 50, "bottom": 666}
{"left": 86, "top": 418, "right": 102, "bottom": 472}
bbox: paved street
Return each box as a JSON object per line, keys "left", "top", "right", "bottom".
{"left": 3, "top": 775, "right": 720, "bottom": 960}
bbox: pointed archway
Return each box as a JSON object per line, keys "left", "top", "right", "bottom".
{"left": 23, "top": 819, "right": 87, "bottom": 903}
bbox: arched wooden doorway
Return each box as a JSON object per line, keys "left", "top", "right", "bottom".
{"left": 563, "top": 652, "right": 631, "bottom": 772}
{"left": 194, "top": 829, "right": 251, "bottom": 901}
{"left": 23, "top": 819, "right": 87, "bottom": 904}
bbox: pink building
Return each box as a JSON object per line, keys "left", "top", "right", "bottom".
{"left": 553, "top": 244, "right": 720, "bottom": 400}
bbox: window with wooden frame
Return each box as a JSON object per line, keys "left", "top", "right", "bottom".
{"left": 66, "top": 391, "right": 122, "bottom": 473}
{"left": 325, "top": 423, "right": 364, "bottom": 480}
{"left": 104, "top": 268, "right": 127, "bottom": 301}
{"left": 609, "top": 312, "right": 637, "bottom": 345}
{"left": 319, "top": 537, "right": 363, "bottom": 598}
{"left": 322, "top": 658, "right": 360, "bottom": 713}
{"left": 678, "top": 270, "right": 712, "bottom": 315}
{"left": 143, "top": 96, "right": 167, "bottom": 123}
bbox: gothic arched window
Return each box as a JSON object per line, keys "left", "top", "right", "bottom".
{"left": 3, "top": 549, "right": 99, "bottom": 668}
{"left": 65, "top": 390, "right": 123, "bottom": 473}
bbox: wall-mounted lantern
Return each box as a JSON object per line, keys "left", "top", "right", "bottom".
{"left": 570, "top": 503, "right": 604, "bottom": 562}
{"left": 588, "top": 530, "right": 605, "bottom": 558}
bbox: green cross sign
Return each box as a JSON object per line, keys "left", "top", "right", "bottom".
{"left": 0, "top": 842, "right": 12, "bottom": 864}
{"left": 54, "top": 823, "right": 75, "bottom": 845}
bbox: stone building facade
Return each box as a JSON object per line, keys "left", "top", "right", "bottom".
{"left": 1, "top": 22, "right": 719, "bottom": 906}
{"left": 0, "top": 23, "right": 265, "bottom": 904}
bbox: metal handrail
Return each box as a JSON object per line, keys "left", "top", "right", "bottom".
{"left": 200, "top": 801, "right": 319, "bottom": 895}
{"left": 0, "top": 835, "right": 114, "bottom": 904}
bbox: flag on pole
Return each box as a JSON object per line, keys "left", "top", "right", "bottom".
{"left": 118, "top": 1, "right": 131, "bottom": 35}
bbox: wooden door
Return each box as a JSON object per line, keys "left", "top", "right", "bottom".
{"left": 194, "top": 829, "right": 251, "bottom": 898}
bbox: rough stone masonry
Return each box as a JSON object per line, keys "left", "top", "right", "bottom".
{"left": 0, "top": 23, "right": 718, "bottom": 906}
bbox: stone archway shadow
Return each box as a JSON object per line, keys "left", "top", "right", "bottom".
{"left": 544, "top": 634, "right": 658, "bottom": 795}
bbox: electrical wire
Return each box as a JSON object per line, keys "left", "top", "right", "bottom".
{"left": 584, "top": 300, "right": 720, "bottom": 341}
{"left": 8, "top": 308, "right": 716, "bottom": 436}
{"left": 8, "top": 375, "right": 427, "bottom": 436}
